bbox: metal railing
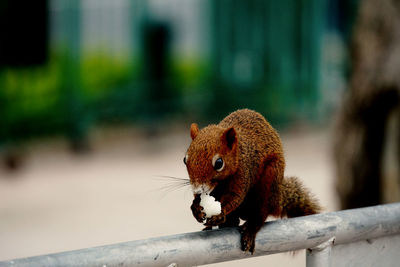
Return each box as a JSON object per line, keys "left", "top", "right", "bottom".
{"left": 1, "top": 203, "right": 399, "bottom": 267}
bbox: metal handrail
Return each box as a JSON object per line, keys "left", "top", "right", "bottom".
{"left": 1, "top": 203, "right": 400, "bottom": 267}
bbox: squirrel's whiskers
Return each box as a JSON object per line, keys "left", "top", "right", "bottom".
{"left": 153, "top": 175, "right": 191, "bottom": 197}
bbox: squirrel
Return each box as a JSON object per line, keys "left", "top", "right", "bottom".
{"left": 184, "top": 109, "right": 321, "bottom": 253}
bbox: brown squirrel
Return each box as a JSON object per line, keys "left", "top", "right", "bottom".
{"left": 184, "top": 109, "right": 321, "bottom": 253}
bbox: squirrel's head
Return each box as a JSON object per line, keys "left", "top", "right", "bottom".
{"left": 184, "top": 123, "right": 239, "bottom": 194}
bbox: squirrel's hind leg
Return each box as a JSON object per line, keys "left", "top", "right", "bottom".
{"left": 239, "top": 156, "right": 284, "bottom": 253}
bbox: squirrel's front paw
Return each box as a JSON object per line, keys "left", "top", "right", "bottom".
{"left": 204, "top": 212, "right": 226, "bottom": 227}
{"left": 191, "top": 201, "right": 206, "bottom": 223}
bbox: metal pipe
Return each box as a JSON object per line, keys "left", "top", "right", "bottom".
{"left": 1, "top": 203, "right": 400, "bottom": 267}
{"left": 306, "top": 237, "right": 335, "bottom": 267}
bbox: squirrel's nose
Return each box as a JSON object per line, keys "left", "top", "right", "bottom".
{"left": 191, "top": 183, "right": 212, "bottom": 195}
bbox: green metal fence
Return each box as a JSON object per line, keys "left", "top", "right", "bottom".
{"left": 210, "top": 0, "right": 328, "bottom": 121}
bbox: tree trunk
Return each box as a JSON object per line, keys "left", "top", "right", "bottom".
{"left": 334, "top": 0, "right": 400, "bottom": 209}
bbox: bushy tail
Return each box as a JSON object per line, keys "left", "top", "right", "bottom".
{"left": 280, "top": 176, "right": 322, "bottom": 218}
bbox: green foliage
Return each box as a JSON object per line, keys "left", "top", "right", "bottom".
{"left": 2, "top": 56, "right": 61, "bottom": 120}
{"left": 0, "top": 51, "right": 135, "bottom": 141}
{"left": 0, "top": 49, "right": 211, "bottom": 142}
{"left": 80, "top": 53, "right": 135, "bottom": 100}
{"left": 171, "top": 57, "right": 211, "bottom": 93}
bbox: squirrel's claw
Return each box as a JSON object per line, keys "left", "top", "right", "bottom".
{"left": 204, "top": 212, "right": 226, "bottom": 227}
{"left": 191, "top": 199, "right": 206, "bottom": 223}
{"left": 239, "top": 224, "right": 256, "bottom": 254}
{"left": 202, "top": 226, "right": 213, "bottom": 231}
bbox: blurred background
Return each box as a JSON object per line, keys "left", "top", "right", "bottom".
{"left": 1, "top": 0, "right": 399, "bottom": 266}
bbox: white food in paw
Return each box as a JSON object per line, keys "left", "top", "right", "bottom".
{"left": 200, "top": 193, "right": 221, "bottom": 218}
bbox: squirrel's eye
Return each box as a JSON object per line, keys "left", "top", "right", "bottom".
{"left": 183, "top": 154, "right": 188, "bottom": 165}
{"left": 212, "top": 154, "right": 224, "bottom": 172}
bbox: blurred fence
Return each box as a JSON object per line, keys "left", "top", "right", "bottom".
{"left": 0, "top": 203, "right": 399, "bottom": 266}
{"left": 0, "top": 0, "right": 357, "bottom": 146}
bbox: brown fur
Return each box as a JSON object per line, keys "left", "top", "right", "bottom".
{"left": 185, "top": 109, "right": 321, "bottom": 253}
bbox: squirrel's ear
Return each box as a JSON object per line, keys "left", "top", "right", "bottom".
{"left": 190, "top": 123, "right": 199, "bottom": 140}
{"left": 221, "top": 127, "right": 237, "bottom": 150}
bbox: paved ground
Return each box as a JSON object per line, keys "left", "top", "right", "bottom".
{"left": 0, "top": 125, "right": 338, "bottom": 266}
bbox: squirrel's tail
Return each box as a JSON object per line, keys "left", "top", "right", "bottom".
{"left": 280, "top": 176, "right": 322, "bottom": 218}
